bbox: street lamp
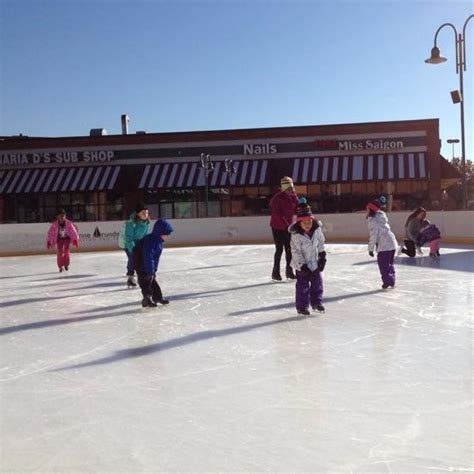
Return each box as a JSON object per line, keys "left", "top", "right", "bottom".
{"left": 224, "top": 158, "right": 237, "bottom": 216}
{"left": 447, "top": 138, "right": 460, "bottom": 160}
{"left": 425, "top": 15, "right": 474, "bottom": 209}
{"left": 199, "top": 153, "right": 214, "bottom": 217}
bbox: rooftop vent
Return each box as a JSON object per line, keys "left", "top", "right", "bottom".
{"left": 121, "top": 114, "right": 130, "bottom": 135}
{"left": 90, "top": 128, "right": 108, "bottom": 137}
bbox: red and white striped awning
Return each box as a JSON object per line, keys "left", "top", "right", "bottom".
{"left": 292, "top": 153, "right": 427, "bottom": 184}
{"left": 139, "top": 159, "right": 268, "bottom": 189}
{"left": 0, "top": 166, "right": 121, "bottom": 194}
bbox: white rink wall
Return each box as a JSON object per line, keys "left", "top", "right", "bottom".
{"left": 0, "top": 211, "right": 473, "bottom": 256}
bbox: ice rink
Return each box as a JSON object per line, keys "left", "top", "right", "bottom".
{"left": 1, "top": 244, "right": 473, "bottom": 473}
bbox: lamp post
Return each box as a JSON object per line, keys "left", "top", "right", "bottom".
{"left": 199, "top": 153, "right": 214, "bottom": 217}
{"left": 425, "top": 14, "right": 474, "bottom": 210}
{"left": 447, "top": 138, "right": 460, "bottom": 160}
{"left": 224, "top": 158, "right": 236, "bottom": 216}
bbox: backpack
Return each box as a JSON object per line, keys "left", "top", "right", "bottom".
{"left": 118, "top": 222, "right": 127, "bottom": 249}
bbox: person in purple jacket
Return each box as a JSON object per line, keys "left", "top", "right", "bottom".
{"left": 269, "top": 176, "right": 298, "bottom": 281}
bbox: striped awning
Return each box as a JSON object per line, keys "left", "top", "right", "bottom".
{"left": 292, "top": 153, "right": 427, "bottom": 184}
{"left": 139, "top": 159, "right": 268, "bottom": 189}
{"left": 0, "top": 166, "right": 121, "bottom": 194}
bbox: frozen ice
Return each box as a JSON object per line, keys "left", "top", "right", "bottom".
{"left": 0, "top": 244, "right": 473, "bottom": 472}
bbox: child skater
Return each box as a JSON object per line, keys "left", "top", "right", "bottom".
{"left": 46, "top": 208, "right": 79, "bottom": 272}
{"left": 120, "top": 202, "right": 151, "bottom": 288}
{"left": 134, "top": 219, "right": 174, "bottom": 308}
{"left": 289, "top": 198, "right": 326, "bottom": 316}
{"left": 418, "top": 219, "right": 442, "bottom": 259}
{"left": 366, "top": 199, "right": 398, "bottom": 289}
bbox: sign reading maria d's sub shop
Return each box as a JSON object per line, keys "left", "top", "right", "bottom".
{"left": 0, "top": 150, "right": 115, "bottom": 166}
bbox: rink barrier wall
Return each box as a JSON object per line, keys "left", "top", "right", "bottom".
{"left": 0, "top": 211, "right": 473, "bottom": 256}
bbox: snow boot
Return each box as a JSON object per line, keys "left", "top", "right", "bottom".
{"left": 285, "top": 265, "right": 296, "bottom": 280}
{"left": 271, "top": 266, "right": 282, "bottom": 281}
{"left": 142, "top": 296, "right": 157, "bottom": 308}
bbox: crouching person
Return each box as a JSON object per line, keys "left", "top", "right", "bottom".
{"left": 134, "top": 219, "right": 174, "bottom": 308}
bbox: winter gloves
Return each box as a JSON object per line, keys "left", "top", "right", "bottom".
{"left": 298, "top": 252, "right": 327, "bottom": 275}
{"left": 299, "top": 264, "right": 312, "bottom": 276}
{"left": 368, "top": 251, "right": 374, "bottom": 257}
{"left": 317, "top": 251, "right": 326, "bottom": 272}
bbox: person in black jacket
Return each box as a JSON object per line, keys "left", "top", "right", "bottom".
{"left": 134, "top": 219, "right": 174, "bottom": 308}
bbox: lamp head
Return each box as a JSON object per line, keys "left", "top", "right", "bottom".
{"left": 425, "top": 46, "right": 447, "bottom": 64}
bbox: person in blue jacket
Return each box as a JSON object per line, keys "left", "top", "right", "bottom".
{"left": 134, "top": 219, "right": 174, "bottom": 308}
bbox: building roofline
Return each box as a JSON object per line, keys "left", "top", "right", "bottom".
{"left": 0, "top": 118, "right": 440, "bottom": 151}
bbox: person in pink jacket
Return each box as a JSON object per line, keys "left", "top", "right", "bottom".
{"left": 269, "top": 176, "right": 298, "bottom": 281}
{"left": 46, "top": 209, "right": 79, "bottom": 272}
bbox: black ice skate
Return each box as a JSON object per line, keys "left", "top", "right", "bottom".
{"left": 312, "top": 304, "right": 325, "bottom": 313}
{"left": 127, "top": 275, "right": 137, "bottom": 288}
{"left": 59, "top": 267, "right": 64, "bottom": 273}
{"left": 297, "top": 308, "right": 310, "bottom": 316}
{"left": 271, "top": 266, "right": 282, "bottom": 282}
{"left": 64, "top": 266, "right": 69, "bottom": 271}
{"left": 142, "top": 296, "right": 157, "bottom": 308}
{"left": 285, "top": 265, "right": 296, "bottom": 280}
{"left": 381, "top": 284, "right": 395, "bottom": 289}
{"left": 155, "top": 298, "right": 170, "bottom": 305}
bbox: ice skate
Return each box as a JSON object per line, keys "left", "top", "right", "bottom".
{"left": 141, "top": 296, "right": 157, "bottom": 308}
{"left": 297, "top": 308, "right": 310, "bottom": 316}
{"left": 59, "top": 266, "right": 63, "bottom": 273}
{"left": 312, "top": 304, "right": 325, "bottom": 313}
{"left": 127, "top": 275, "right": 137, "bottom": 288}
{"left": 155, "top": 297, "right": 170, "bottom": 305}
{"left": 285, "top": 265, "right": 296, "bottom": 280}
{"left": 64, "top": 266, "right": 69, "bottom": 271}
{"left": 429, "top": 253, "right": 437, "bottom": 259}
{"left": 382, "top": 284, "right": 395, "bottom": 289}
{"left": 271, "top": 266, "right": 282, "bottom": 282}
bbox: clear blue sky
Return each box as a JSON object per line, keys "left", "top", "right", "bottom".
{"left": 1, "top": 0, "right": 472, "bottom": 161}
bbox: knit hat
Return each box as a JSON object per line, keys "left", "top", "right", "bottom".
{"left": 56, "top": 208, "right": 66, "bottom": 217}
{"left": 296, "top": 201, "right": 314, "bottom": 222}
{"left": 280, "top": 176, "right": 294, "bottom": 191}
{"left": 366, "top": 200, "right": 381, "bottom": 212}
{"left": 135, "top": 202, "right": 148, "bottom": 214}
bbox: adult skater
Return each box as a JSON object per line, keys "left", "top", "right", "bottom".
{"left": 46, "top": 208, "right": 79, "bottom": 272}
{"left": 120, "top": 202, "right": 151, "bottom": 288}
{"left": 366, "top": 199, "right": 398, "bottom": 289}
{"left": 269, "top": 176, "right": 298, "bottom": 281}
{"left": 134, "top": 218, "right": 174, "bottom": 308}
{"left": 399, "top": 207, "right": 427, "bottom": 258}
{"left": 289, "top": 199, "right": 326, "bottom": 316}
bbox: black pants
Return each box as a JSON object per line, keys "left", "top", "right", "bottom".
{"left": 272, "top": 228, "right": 292, "bottom": 268}
{"left": 137, "top": 272, "right": 163, "bottom": 301}
{"left": 401, "top": 239, "right": 416, "bottom": 258}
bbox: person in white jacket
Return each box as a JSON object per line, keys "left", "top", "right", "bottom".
{"left": 366, "top": 199, "right": 398, "bottom": 289}
{"left": 289, "top": 199, "right": 326, "bottom": 316}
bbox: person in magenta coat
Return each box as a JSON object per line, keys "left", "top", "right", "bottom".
{"left": 46, "top": 209, "right": 79, "bottom": 272}
{"left": 269, "top": 176, "right": 298, "bottom": 281}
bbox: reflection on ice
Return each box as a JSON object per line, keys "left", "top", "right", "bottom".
{"left": 0, "top": 244, "right": 473, "bottom": 472}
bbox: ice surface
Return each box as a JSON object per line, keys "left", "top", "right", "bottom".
{"left": 1, "top": 244, "right": 473, "bottom": 472}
